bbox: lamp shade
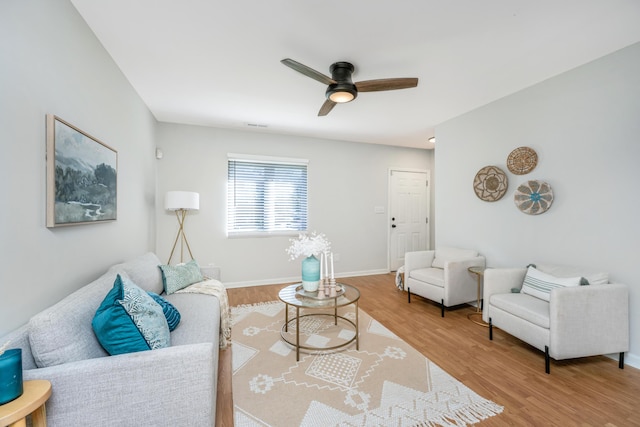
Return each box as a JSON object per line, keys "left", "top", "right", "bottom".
{"left": 165, "top": 191, "right": 199, "bottom": 211}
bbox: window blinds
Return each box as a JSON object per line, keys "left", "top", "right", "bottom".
{"left": 227, "top": 157, "right": 308, "bottom": 236}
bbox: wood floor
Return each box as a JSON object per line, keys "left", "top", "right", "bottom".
{"left": 215, "top": 273, "right": 640, "bottom": 426}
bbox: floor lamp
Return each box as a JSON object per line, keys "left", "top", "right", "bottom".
{"left": 165, "top": 191, "right": 199, "bottom": 264}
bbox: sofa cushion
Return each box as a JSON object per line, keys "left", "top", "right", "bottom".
{"left": 92, "top": 274, "right": 170, "bottom": 355}
{"left": 409, "top": 267, "right": 445, "bottom": 288}
{"left": 28, "top": 271, "right": 114, "bottom": 368}
{"left": 164, "top": 292, "right": 220, "bottom": 347}
{"left": 432, "top": 247, "right": 478, "bottom": 269}
{"left": 490, "top": 293, "right": 550, "bottom": 329}
{"left": 148, "top": 292, "right": 181, "bottom": 331}
{"left": 108, "top": 252, "right": 164, "bottom": 294}
{"left": 535, "top": 263, "right": 609, "bottom": 285}
{"left": 159, "top": 260, "right": 204, "bottom": 295}
{"left": 521, "top": 266, "right": 581, "bottom": 301}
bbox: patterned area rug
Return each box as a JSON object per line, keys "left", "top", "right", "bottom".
{"left": 231, "top": 301, "right": 503, "bottom": 426}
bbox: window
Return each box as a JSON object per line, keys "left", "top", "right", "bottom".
{"left": 227, "top": 154, "right": 308, "bottom": 236}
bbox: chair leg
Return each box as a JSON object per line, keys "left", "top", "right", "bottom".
{"left": 440, "top": 299, "right": 444, "bottom": 317}
{"left": 619, "top": 352, "right": 625, "bottom": 369}
{"left": 489, "top": 318, "right": 493, "bottom": 340}
{"left": 545, "top": 346, "right": 550, "bottom": 374}
{"left": 407, "top": 287, "right": 411, "bottom": 303}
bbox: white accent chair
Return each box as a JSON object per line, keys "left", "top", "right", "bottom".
{"left": 483, "top": 264, "right": 629, "bottom": 373}
{"left": 404, "top": 247, "right": 485, "bottom": 316}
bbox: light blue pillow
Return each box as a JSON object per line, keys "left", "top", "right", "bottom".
{"left": 148, "top": 292, "right": 181, "bottom": 331}
{"left": 158, "top": 260, "right": 204, "bottom": 294}
{"left": 92, "top": 274, "right": 170, "bottom": 355}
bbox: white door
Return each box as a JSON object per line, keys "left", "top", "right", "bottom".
{"left": 389, "top": 169, "right": 430, "bottom": 271}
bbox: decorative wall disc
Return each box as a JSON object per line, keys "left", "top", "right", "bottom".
{"left": 514, "top": 180, "right": 553, "bottom": 215}
{"left": 507, "top": 146, "right": 538, "bottom": 175}
{"left": 473, "top": 166, "right": 508, "bottom": 202}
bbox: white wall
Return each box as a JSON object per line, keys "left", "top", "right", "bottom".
{"left": 0, "top": 0, "right": 157, "bottom": 335}
{"left": 434, "top": 43, "right": 640, "bottom": 365}
{"left": 155, "top": 123, "right": 433, "bottom": 286}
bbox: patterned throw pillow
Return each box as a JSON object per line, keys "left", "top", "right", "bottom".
{"left": 158, "top": 259, "right": 204, "bottom": 294}
{"left": 520, "top": 266, "right": 582, "bottom": 301}
{"left": 147, "top": 292, "right": 181, "bottom": 331}
{"left": 92, "top": 274, "right": 170, "bottom": 355}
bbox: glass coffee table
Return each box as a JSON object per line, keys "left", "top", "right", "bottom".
{"left": 278, "top": 283, "right": 360, "bottom": 361}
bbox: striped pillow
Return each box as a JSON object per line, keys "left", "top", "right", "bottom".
{"left": 520, "top": 266, "right": 582, "bottom": 301}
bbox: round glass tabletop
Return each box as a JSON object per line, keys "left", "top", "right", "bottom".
{"left": 278, "top": 283, "right": 360, "bottom": 309}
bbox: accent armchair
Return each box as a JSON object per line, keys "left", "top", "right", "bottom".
{"left": 483, "top": 264, "right": 629, "bottom": 373}
{"left": 404, "top": 247, "right": 485, "bottom": 316}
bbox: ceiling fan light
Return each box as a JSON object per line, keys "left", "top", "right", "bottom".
{"left": 326, "top": 83, "right": 357, "bottom": 104}
{"left": 329, "top": 91, "right": 355, "bottom": 103}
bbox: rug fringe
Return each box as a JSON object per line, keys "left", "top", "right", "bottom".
{"left": 412, "top": 400, "right": 505, "bottom": 426}
{"left": 232, "top": 300, "right": 282, "bottom": 310}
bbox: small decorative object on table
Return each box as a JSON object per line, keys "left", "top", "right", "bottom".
{"left": 0, "top": 341, "right": 23, "bottom": 405}
{"left": 286, "top": 232, "right": 331, "bottom": 292}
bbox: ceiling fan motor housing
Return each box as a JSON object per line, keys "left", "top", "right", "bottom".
{"left": 326, "top": 62, "right": 357, "bottom": 102}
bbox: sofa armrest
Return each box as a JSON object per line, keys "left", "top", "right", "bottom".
{"left": 200, "top": 265, "right": 221, "bottom": 280}
{"left": 482, "top": 268, "right": 527, "bottom": 323}
{"left": 443, "top": 256, "right": 485, "bottom": 303}
{"left": 23, "top": 343, "right": 216, "bottom": 426}
{"left": 404, "top": 250, "right": 435, "bottom": 275}
{"left": 444, "top": 256, "right": 485, "bottom": 275}
{"left": 550, "top": 283, "right": 629, "bottom": 360}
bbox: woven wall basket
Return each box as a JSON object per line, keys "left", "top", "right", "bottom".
{"left": 514, "top": 180, "right": 554, "bottom": 215}
{"left": 507, "top": 146, "right": 538, "bottom": 175}
{"left": 473, "top": 166, "right": 508, "bottom": 202}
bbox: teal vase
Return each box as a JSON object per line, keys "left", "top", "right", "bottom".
{"left": 0, "top": 349, "right": 23, "bottom": 405}
{"left": 301, "top": 255, "right": 320, "bottom": 292}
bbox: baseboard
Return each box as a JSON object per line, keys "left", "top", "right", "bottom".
{"left": 223, "top": 269, "right": 389, "bottom": 289}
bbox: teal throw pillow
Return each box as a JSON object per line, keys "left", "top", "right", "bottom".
{"left": 92, "top": 274, "right": 170, "bottom": 355}
{"left": 148, "top": 292, "right": 181, "bottom": 331}
{"left": 158, "top": 259, "right": 204, "bottom": 294}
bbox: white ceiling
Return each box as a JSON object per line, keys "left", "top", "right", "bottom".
{"left": 70, "top": 0, "right": 640, "bottom": 149}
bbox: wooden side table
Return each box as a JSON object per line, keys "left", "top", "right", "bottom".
{"left": 467, "top": 266, "right": 488, "bottom": 327}
{"left": 0, "top": 380, "right": 51, "bottom": 427}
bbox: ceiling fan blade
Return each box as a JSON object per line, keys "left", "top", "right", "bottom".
{"left": 318, "top": 99, "right": 337, "bottom": 116}
{"left": 281, "top": 58, "right": 336, "bottom": 85}
{"left": 355, "top": 78, "right": 418, "bottom": 92}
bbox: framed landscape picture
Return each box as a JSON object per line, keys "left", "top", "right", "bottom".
{"left": 46, "top": 115, "right": 117, "bottom": 227}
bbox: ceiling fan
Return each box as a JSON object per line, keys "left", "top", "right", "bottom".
{"left": 281, "top": 58, "right": 419, "bottom": 116}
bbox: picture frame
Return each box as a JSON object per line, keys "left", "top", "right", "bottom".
{"left": 46, "top": 115, "right": 118, "bottom": 227}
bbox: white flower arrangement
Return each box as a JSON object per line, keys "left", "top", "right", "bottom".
{"left": 286, "top": 232, "right": 331, "bottom": 260}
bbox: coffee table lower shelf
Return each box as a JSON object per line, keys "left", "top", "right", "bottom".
{"left": 280, "top": 313, "right": 358, "bottom": 360}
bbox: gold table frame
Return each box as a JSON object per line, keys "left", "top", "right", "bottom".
{"left": 278, "top": 283, "right": 360, "bottom": 361}
{"left": 467, "top": 266, "right": 489, "bottom": 327}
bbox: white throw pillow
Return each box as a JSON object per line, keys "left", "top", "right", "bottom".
{"left": 520, "top": 266, "right": 582, "bottom": 301}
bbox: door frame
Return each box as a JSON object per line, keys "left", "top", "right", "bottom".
{"left": 387, "top": 167, "right": 431, "bottom": 272}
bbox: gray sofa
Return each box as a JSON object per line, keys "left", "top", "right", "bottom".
{"left": 0, "top": 252, "right": 222, "bottom": 426}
